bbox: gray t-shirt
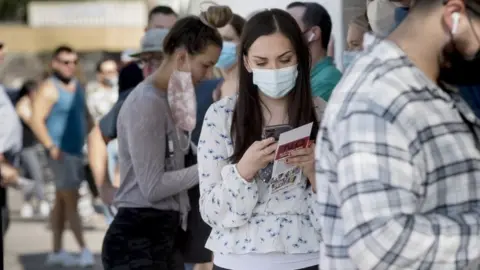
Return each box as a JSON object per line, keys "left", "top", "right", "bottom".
{"left": 0, "top": 85, "right": 22, "bottom": 155}
{"left": 114, "top": 79, "right": 198, "bottom": 229}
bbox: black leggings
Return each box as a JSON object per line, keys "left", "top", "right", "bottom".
{"left": 102, "top": 208, "right": 180, "bottom": 270}
{"left": 213, "top": 265, "right": 319, "bottom": 270}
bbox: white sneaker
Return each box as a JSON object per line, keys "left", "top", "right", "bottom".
{"left": 20, "top": 203, "right": 34, "bottom": 219}
{"left": 38, "top": 201, "right": 50, "bottom": 217}
{"left": 45, "top": 250, "right": 78, "bottom": 267}
{"left": 78, "top": 248, "right": 95, "bottom": 268}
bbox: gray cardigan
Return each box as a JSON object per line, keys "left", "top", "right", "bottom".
{"left": 114, "top": 79, "right": 198, "bottom": 229}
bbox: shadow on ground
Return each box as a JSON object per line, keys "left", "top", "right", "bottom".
{"left": 18, "top": 253, "right": 104, "bottom": 270}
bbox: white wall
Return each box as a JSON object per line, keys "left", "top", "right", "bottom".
{"left": 28, "top": 1, "right": 147, "bottom": 27}
{"left": 188, "top": 0, "right": 365, "bottom": 70}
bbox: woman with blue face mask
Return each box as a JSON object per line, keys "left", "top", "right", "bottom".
{"left": 198, "top": 9, "right": 326, "bottom": 270}
{"left": 343, "top": 15, "right": 369, "bottom": 69}
{"left": 213, "top": 13, "right": 245, "bottom": 100}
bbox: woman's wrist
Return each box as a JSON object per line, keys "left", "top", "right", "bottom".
{"left": 306, "top": 173, "right": 316, "bottom": 193}
{"left": 236, "top": 162, "right": 255, "bottom": 182}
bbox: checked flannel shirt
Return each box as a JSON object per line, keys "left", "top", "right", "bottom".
{"left": 315, "top": 35, "right": 480, "bottom": 269}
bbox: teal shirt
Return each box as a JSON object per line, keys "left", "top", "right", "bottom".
{"left": 310, "top": 56, "right": 342, "bottom": 101}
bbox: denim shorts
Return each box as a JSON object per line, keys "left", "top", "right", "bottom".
{"left": 48, "top": 154, "right": 83, "bottom": 191}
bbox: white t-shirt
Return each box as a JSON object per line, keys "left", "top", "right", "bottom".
{"left": 86, "top": 81, "right": 118, "bottom": 122}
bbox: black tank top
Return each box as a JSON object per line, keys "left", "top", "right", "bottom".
{"left": 21, "top": 120, "right": 37, "bottom": 148}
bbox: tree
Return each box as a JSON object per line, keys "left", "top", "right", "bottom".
{"left": 0, "top": 0, "right": 96, "bottom": 23}
{"left": 0, "top": 0, "right": 30, "bottom": 22}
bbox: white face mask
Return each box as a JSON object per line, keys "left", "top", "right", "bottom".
{"left": 252, "top": 65, "right": 298, "bottom": 99}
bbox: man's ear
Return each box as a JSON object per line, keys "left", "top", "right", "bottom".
{"left": 243, "top": 55, "right": 252, "bottom": 72}
{"left": 310, "top": 26, "right": 322, "bottom": 43}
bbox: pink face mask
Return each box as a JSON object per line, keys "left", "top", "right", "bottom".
{"left": 167, "top": 62, "right": 197, "bottom": 134}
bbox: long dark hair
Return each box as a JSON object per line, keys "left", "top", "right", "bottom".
{"left": 230, "top": 9, "right": 319, "bottom": 163}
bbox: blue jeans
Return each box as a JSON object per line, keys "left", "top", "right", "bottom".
{"left": 19, "top": 145, "right": 45, "bottom": 202}
{"left": 184, "top": 264, "right": 194, "bottom": 270}
{"left": 103, "top": 139, "right": 119, "bottom": 225}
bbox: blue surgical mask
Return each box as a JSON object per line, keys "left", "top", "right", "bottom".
{"left": 252, "top": 65, "right": 298, "bottom": 99}
{"left": 215, "top": 41, "right": 237, "bottom": 70}
{"left": 343, "top": 51, "right": 361, "bottom": 69}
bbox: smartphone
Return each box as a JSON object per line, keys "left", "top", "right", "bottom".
{"left": 262, "top": 124, "right": 293, "bottom": 141}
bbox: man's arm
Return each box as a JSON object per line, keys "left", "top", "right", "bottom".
{"left": 87, "top": 125, "right": 107, "bottom": 188}
{"left": 333, "top": 100, "right": 480, "bottom": 269}
{"left": 30, "top": 81, "right": 58, "bottom": 150}
{"left": 85, "top": 100, "right": 95, "bottom": 134}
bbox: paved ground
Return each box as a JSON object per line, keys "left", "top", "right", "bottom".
{"left": 4, "top": 189, "right": 107, "bottom": 270}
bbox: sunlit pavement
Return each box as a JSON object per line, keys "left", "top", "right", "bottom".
{"left": 5, "top": 188, "right": 107, "bottom": 270}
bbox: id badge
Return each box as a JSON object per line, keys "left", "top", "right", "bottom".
{"left": 269, "top": 167, "right": 302, "bottom": 193}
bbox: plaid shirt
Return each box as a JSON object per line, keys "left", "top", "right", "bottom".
{"left": 315, "top": 35, "right": 480, "bottom": 269}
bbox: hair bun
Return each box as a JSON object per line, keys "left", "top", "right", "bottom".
{"left": 200, "top": 2, "right": 233, "bottom": 28}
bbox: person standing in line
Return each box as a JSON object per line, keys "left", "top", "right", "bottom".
{"left": 146, "top": 5, "right": 178, "bottom": 30}
{"left": 131, "top": 29, "right": 171, "bottom": 79}
{"left": 0, "top": 76, "right": 22, "bottom": 236}
{"left": 0, "top": 42, "right": 22, "bottom": 258}
{"left": 342, "top": 13, "right": 370, "bottom": 69}
{"left": 88, "top": 29, "right": 169, "bottom": 228}
{"left": 287, "top": 2, "right": 342, "bottom": 100}
{"left": 14, "top": 80, "right": 50, "bottom": 219}
{"left": 315, "top": 0, "right": 480, "bottom": 269}
{"left": 84, "top": 58, "right": 119, "bottom": 219}
{"left": 211, "top": 13, "right": 245, "bottom": 100}
{"left": 31, "top": 46, "right": 95, "bottom": 267}
{"left": 85, "top": 58, "right": 119, "bottom": 122}
{"left": 183, "top": 12, "right": 245, "bottom": 270}
{"left": 101, "top": 5, "right": 232, "bottom": 269}
{"left": 0, "top": 84, "right": 22, "bottom": 267}
{"left": 198, "top": 9, "right": 326, "bottom": 270}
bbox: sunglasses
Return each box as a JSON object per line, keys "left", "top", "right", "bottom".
{"left": 0, "top": 43, "right": 3, "bottom": 50}
{"left": 57, "top": 59, "right": 78, "bottom": 66}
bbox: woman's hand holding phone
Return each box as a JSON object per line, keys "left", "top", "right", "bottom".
{"left": 285, "top": 141, "right": 316, "bottom": 192}
{"left": 237, "top": 137, "right": 278, "bottom": 181}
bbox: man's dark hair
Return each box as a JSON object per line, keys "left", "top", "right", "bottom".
{"left": 286, "top": 1, "right": 332, "bottom": 49}
{"left": 148, "top": 5, "right": 177, "bottom": 22}
{"left": 96, "top": 58, "right": 116, "bottom": 73}
{"left": 52, "top": 45, "right": 75, "bottom": 59}
{"left": 286, "top": 1, "right": 305, "bottom": 9}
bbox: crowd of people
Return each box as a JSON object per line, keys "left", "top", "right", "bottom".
{"left": 2, "top": 0, "right": 480, "bottom": 269}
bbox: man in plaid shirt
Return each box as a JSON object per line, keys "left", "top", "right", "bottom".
{"left": 315, "top": 0, "right": 480, "bottom": 269}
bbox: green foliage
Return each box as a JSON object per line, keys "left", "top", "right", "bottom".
{"left": 0, "top": 0, "right": 95, "bottom": 23}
